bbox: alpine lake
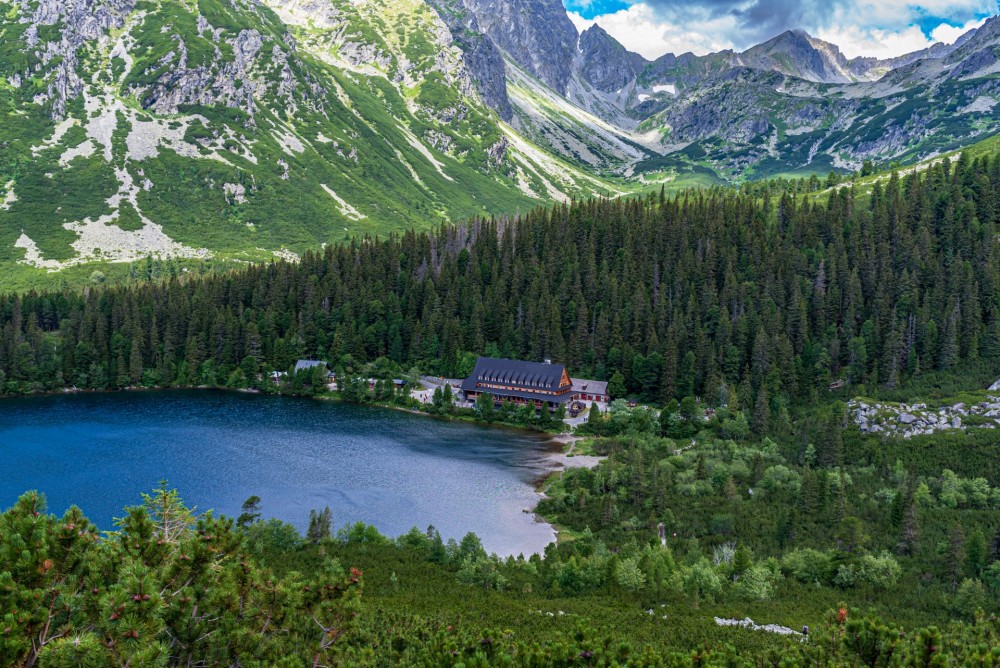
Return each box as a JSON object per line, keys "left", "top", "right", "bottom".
{"left": 0, "top": 390, "right": 560, "bottom": 556}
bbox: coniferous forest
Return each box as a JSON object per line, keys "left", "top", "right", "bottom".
{"left": 3, "top": 153, "right": 1000, "bottom": 406}
{"left": 8, "top": 155, "right": 1000, "bottom": 665}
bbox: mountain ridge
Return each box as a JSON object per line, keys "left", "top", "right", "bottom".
{"left": 3, "top": 0, "right": 1000, "bottom": 283}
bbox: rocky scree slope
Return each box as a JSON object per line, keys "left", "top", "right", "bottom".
{"left": 847, "top": 398, "right": 1000, "bottom": 439}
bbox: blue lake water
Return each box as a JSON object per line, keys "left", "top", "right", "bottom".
{"left": 0, "top": 390, "right": 558, "bottom": 556}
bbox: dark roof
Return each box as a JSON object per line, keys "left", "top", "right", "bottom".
{"left": 571, "top": 378, "right": 609, "bottom": 396}
{"left": 462, "top": 357, "right": 565, "bottom": 389}
{"left": 478, "top": 386, "right": 576, "bottom": 404}
{"left": 295, "top": 359, "right": 328, "bottom": 373}
{"left": 461, "top": 357, "right": 573, "bottom": 402}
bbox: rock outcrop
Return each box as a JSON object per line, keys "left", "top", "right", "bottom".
{"left": 576, "top": 25, "right": 646, "bottom": 93}
{"left": 425, "top": 0, "right": 513, "bottom": 120}
{"left": 848, "top": 398, "right": 1000, "bottom": 439}
{"left": 435, "top": 0, "right": 578, "bottom": 95}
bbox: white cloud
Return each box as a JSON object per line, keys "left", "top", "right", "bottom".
{"left": 931, "top": 16, "right": 989, "bottom": 44}
{"left": 574, "top": 1, "right": 997, "bottom": 61}
{"left": 814, "top": 25, "right": 935, "bottom": 60}
{"left": 569, "top": 4, "right": 743, "bottom": 58}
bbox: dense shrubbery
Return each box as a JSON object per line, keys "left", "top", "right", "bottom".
{"left": 537, "top": 429, "right": 1000, "bottom": 620}
{"left": 0, "top": 486, "right": 362, "bottom": 667}
{"left": 5, "top": 485, "right": 1000, "bottom": 666}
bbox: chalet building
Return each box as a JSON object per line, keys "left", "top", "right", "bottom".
{"left": 460, "top": 357, "right": 609, "bottom": 411}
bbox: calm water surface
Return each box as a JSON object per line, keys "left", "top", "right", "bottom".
{"left": 0, "top": 390, "right": 558, "bottom": 555}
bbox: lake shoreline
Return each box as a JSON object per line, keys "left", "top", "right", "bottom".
{"left": 1, "top": 387, "right": 579, "bottom": 557}
{"left": 2, "top": 382, "right": 567, "bottom": 438}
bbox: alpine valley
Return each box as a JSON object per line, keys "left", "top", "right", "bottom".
{"left": 3, "top": 0, "right": 1000, "bottom": 281}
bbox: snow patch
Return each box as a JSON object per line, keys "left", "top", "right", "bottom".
{"left": 1, "top": 181, "right": 17, "bottom": 210}
{"left": 652, "top": 84, "right": 676, "bottom": 95}
{"left": 321, "top": 184, "right": 366, "bottom": 221}
{"left": 398, "top": 125, "right": 453, "bottom": 181}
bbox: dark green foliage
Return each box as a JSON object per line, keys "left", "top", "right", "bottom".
{"left": 537, "top": 427, "right": 1000, "bottom": 624}
{"left": 8, "top": 487, "right": 1000, "bottom": 666}
{"left": 5, "top": 149, "right": 1000, "bottom": 663}
{"left": 0, "top": 487, "right": 361, "bottom": 667}
{"left": 307, "top": 506, "right": 333, "bottom": 543}
{"left": 236, "top": 494, "right": 262, "bottom": 528}
{"left": 4, "top": 153, "right": 1000, "bottom": 408}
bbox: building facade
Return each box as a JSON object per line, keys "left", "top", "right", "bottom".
{"left": 460, "top": 357, "right": 609, "bottom": 410}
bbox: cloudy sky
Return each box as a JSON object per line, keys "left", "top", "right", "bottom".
{"left": 564, "top": 0, "right": 998, "bottom": 60}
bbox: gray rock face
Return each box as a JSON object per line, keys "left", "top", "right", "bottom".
{"left": 577, "top": 24, "right": 646, "bottom": 93}
{"left": 458, "top": 32, "right": 513, "bottom": 120}
{"left": 13, "top": 0, "right": 317, "bottom": 120}
{"left": 660, "top": 68, "right": 781, "bottom": 146}
{"left": 15, "top": 0, "right": 138, "bottom": 117}
{"left": 442, "top": 0, "right": 578, "bottom": 94}
{"left": 426, "top": 0, "right": 1000, "bottom": 176}
{"left": 141, "top": 29, "right": 272, "bottom": 115}
{"left": 738, "top": 30, "right": 856, "bottom": 83}
{"left": 425, "top": 0, "right": 513, "bottom": 120}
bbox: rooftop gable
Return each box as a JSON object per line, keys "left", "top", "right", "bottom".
{"left": 462, "top": 357, "right": 570, "bottom": 392}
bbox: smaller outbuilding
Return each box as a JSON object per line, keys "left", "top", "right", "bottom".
{"left": 570, "top": 378, "right": 609, "bottom": 403}
{"left": 294, "top": 360, "right": 336, "bottom": 381}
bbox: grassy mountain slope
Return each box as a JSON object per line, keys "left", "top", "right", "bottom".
{"left": 0, "top": 0, "right": 623, "bottom": 283}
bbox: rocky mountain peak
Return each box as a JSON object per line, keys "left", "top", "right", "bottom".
{"left": 435, "top": 0, "right": 579, "bottom": 94}
{"left": 424, "top": 0, "right": 514, "bottom": 120}
{"left": 738, "top": 28, "right": 858, "bottom": 83}
{"left": 577, "top": 24, "right": 647, "bottom": 92}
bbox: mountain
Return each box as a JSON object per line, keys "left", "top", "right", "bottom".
{"left": 628, "top": 17, "right": 1000, "bottom": 177}
{"left": 427, "top": 1, "right": 1000, "bottom": 180}
{"left": 3, "top": 0, "right": 1000, "bottom": 282}
{"left": 0, "top": 0, "right": 618, "bottom": 275}
{"left": 739, "top": 30, "right": 862, "bottom": 83}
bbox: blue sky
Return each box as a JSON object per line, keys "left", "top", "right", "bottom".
{"left": 563, "top": 0, "right": 999, "bottom": 60}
